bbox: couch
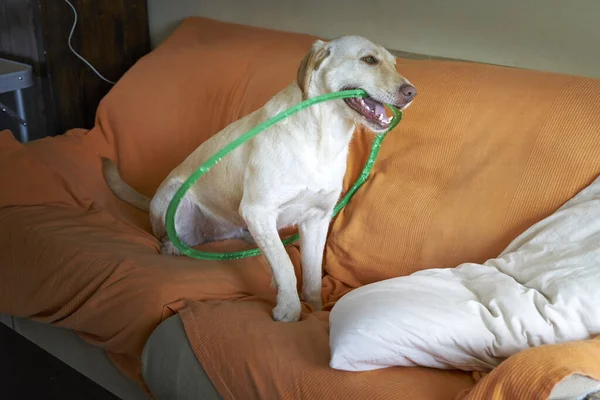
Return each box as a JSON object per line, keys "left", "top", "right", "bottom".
{"left": 2, "top": 17, "right": 600, "bottom": 400}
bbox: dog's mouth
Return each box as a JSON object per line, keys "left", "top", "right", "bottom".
{"left": 341, "top": 88, "right": 394, "bottom": 130}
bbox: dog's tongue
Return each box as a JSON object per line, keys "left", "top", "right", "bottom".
{"left": 364, "top": 97, "right": 386, "bottom": 116}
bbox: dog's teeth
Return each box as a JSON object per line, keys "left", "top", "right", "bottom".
{"left": 377, "top": 113, "right": 383, "bottom": 120}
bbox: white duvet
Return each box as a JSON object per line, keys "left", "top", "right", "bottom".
{"left": 329, "top": 175, "right": 600, "bottom": 372}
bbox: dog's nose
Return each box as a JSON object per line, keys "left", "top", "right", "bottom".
{"left": 399, "top": 84, "right": 417, "bottom": 101}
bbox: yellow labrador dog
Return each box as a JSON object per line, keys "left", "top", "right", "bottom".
{"left": 102, "top": 36, "right": 417, "bottom": 322}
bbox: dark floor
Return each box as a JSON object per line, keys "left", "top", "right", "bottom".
{"left": 0, "top": 322, "right": 119, "bottom": 399}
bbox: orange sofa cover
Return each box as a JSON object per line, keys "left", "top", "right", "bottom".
{"left": 1, "top": 17, "right": 600, "bottom": 399}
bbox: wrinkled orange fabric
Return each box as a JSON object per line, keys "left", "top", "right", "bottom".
{"left": 1, "top": 16, "right": 600, "bottom": 400}
{"left": 460, "top": 336, "right": 600, "bottom": 399}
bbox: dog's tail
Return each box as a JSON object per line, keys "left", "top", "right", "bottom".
{"left": 101, "top": 157, "right": 151, "bottom": 212}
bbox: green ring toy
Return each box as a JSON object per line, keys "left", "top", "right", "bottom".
{"left": 166, "top": 89, "right": 402, "bottom": 260}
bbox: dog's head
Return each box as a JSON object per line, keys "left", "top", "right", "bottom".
{"left": 297, "top": 36, "right": 417, "bottom": 133}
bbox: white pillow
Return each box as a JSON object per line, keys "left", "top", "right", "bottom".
{"left": 329, "top": 175, "right": 600, "bottom": 372}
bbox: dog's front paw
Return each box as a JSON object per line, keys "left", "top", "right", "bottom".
{"left": 272, "top": 294, "right": 302, "bottom": 322}
{"left": 160, "top": 238, "right": 181, "bottom": 256}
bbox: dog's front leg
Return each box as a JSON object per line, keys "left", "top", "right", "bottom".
{"left": 241, "top": 207, "right": 302, "bottom": 322}
{"left": 298, "top": 216, "right": 329, "bottom": 311}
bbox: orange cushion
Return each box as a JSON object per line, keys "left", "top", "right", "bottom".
{"left": 326, "top": 60, "right": 600, "bottom": 287}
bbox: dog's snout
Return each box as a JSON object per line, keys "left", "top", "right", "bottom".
{"left": 399, "top": 84, "right": 417, "bottom": 101}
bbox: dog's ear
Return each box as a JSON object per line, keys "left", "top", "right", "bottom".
{"left": 297, "top": 40, "right": 330, "bottom": 99}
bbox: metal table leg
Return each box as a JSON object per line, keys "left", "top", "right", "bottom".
{"left": 14, "top": 88, "right": 28, "bottom": 143}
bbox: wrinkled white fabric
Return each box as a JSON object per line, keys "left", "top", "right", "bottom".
{"left": 329, "top": 175, "right": 600, "bottom": 372}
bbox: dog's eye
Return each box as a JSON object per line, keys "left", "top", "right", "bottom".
{"left": 361, "top": 56, "right": 379, "bottom": 65}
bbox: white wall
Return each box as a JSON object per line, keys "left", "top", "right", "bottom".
{"left": 148, "top": 0, "right": 600, "bottom": 78}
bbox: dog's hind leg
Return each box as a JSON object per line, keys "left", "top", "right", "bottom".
{"left": 152, "top": 182, "right": 205, "bottom": 256}
{"left": 159, "top": 200, "right": 204, "bottom": 256}
{"left": 152, "top": 180, "right": 252, "bottom": 256}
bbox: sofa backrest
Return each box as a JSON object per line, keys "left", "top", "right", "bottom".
{"left": 97, "top": 17, "right": 600, "bottom": 285}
